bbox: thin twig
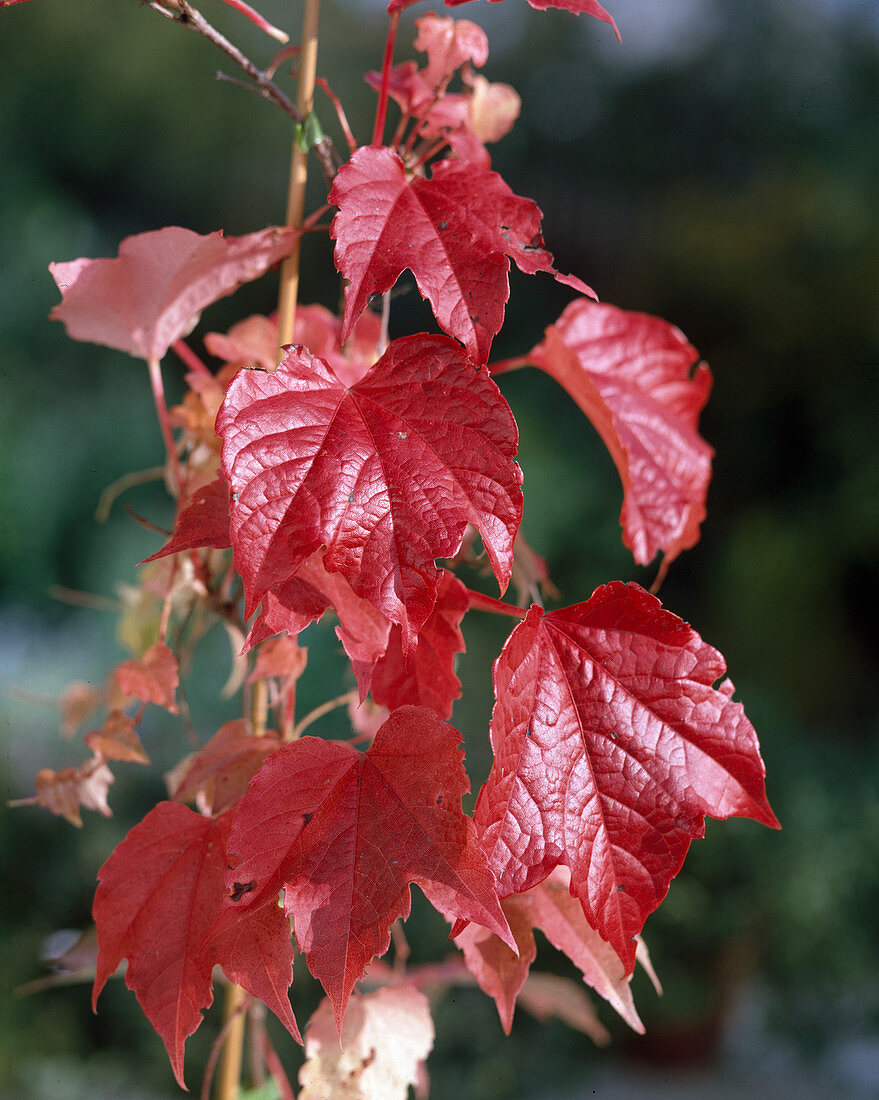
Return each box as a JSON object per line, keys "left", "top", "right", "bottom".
{"left": 290, "top": 690, "right": 358, "bottom": 741}
{"left": 151, "top": 0, "right": 303, "bottom": 124}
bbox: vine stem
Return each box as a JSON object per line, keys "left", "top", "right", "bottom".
{"left": 276, "top": 0, "right": 322, "bottom": 358}
{"left": 371, "top": 10, "right": 399, "bottom": 147}
{"left": 464, "top": 588, "right": 528, "bottom": 619}
{"left": 147, "top": 357, "right": 183, "bottom": 494}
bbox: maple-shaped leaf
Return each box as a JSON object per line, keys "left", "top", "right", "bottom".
{"left": 218, "top": 335, "right": 521, "bottom": 651}
{"left": 143, "top": 475, "right": 231, "bottom": 563}
{"left": 170, "top": 720, "right": 283, "bottom": 816}
{"left": 115, "top": 641, "right": 179, "bottom": 714}
{"left": 93, "top": 803, "right": 298, "bottom": 1089}
{"left": 246, "top": 549, "right": 391, "bottom": 698}
{"left": 369, "top": 570, "right": 468, "bottom": 719}
{"left": 299, "top": 987, "right": 434, "bottom": 1100}
{"left": 83, "top": 710, "right": 150, "bottom": 765}
{"left": 473, "top": 581, "right": 779, "bottom": 972}
{"left": 456, "top": 867, "right": 642, "bottom": 1033}
{"left": 520, "top": 299, "right": 713, "bottom": 567}
{"left": 49, "top": 226, "right": 297, "bottom": 362}
{"left": 218, "top": 707, "right": 514, "bottom": 1027}
{"left": 330, "top": 146, "right": 508, "bottom": 363}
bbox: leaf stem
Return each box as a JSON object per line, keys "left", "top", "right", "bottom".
{"left": 147, "top": 357, "right": 183, "bottom": 494}
{"left": 276, "top": 0, "right": 322, "bottom": 358}
{"left": 290, "top": 690, "right": 358, "bottom": 741}
{"left": 371, "top": 10, "right": 400, "bottom": 147}
{"left": 488, "top": 354, "right": 532, "bottom": 376}
{"left": 464, "top": 588, "right": 528, "bottom": 620}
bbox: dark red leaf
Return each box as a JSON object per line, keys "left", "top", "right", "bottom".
{"left": 473, "top": 581, "right": 779, "bottom": 971}
{"left": 217, "top": 335, "right": 522, "bottom": 651}
{"left": 49, "top": 226, "right": 297, "bottom": 362}
{"left": 370, "top": 570, "right": 468, "bottom": 719}
{"left": 93, "top": 803, "right": 298, "bottom": 1088}
{"left": 218, "top": 707, "right": 514, "bottom": 1028}
{"left": 522, "top": 299, "right": 713, "bottom": 567}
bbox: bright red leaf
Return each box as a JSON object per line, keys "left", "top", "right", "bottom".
{"left": 369, "top": 569, "right": 469, "bottom": 719}
{"left": 218, "top": 707, "right": 514, "bottom": 1027}
{"left": 330, "top": 148, "right": 590, "bottom": 364}
{"left": 217, "top": 334, "right": 522, "bottom": 651}
{"left": 49, "top": 226, "right": 297, "bottom": 362}
{"left": 521, "top": 299, "right": 713, "bottom": 567}
{"left": 473, "top": 581, "right": 779, "bottom": 971}
{"left": 93, "top": 803, "right": 298, "bottom": 1089}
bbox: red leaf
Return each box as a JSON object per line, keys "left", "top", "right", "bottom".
{"left": 142, "top": 475, "right": 231, "bottom": 562}
{"left": 219, "top": 707, "right": 514, "bottom": 1027}
{"left": 34, "top": 759, "right": 114, "bottom": 828}
{"left": 426, "top": 159, "right": 593, "bottom": 296}
{"left": 115, "top": 642, "right": 179, "bottom": 714}
{"left": 370, "top": 570, "right": 468, "bottom": 719}
{"left": 49, "top": 226, "right": 297, "bottom": 362}
{"left": 473, "top": 581, "right": 779, "bottom": 971}
{"left": 329, "top": 146, "right": 508, "bottom": 363}
{"left": 93, "top": 804, "right": 298, "bottom": 1089}
{"left": 218, "top": 335, "right": 522, "bottom": 651}
{"left": 170, "top": 720, "right": 283, "bottom": 816}
{"left": 524, "top": 300, "right": 713, "bottom": 566}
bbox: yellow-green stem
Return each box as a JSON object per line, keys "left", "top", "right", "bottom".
{"left": 276, "top": 0, "right": 322, "bottom": 357}
{"left": 215, "top": 983, "right": 247, "bottom": 1100}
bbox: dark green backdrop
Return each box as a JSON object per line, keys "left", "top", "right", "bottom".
{"left": 2, "top": 0, "right": 877, "bottom": 1096}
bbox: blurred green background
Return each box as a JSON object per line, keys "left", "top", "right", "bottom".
{"left": 2, "top": 0, "right": 878, "bottom": 1096}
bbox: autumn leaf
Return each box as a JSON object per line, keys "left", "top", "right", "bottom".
{"left": 473, "top": 581, "right": 779, "bottom": 971}
{"left": 369, "top": 570, "right": 469, "bottom": 719}
{"left": 49, "top": 226, "right": 297, "bottom": 362}
{"left": 33, "top": 759, "right": 114, "bottom": 828}
{"left": 299, "top": 987, "right": 434, "bottom": 1100}
{"left": 520, "top": 299, "right": 713, "bottom": 567}
{"left": 218, "top": 707, "right": 514, "bottom": 1027}
{"left": 93, "top": 803, "right": 298, "bottom": 1089}
{"left": 83, "top": 710, "right": 150, "bottom": 765}
{"left": 115, "top": 641, "right": 179, "bottom": 714}
{"left": 217, "top": 335, "right": 522, "bottom": 651}
{"left": 330, "top": 146, "right": 508, "bottom": 363}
